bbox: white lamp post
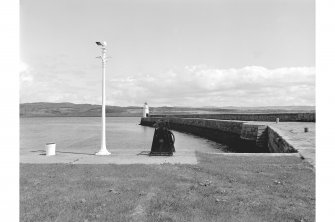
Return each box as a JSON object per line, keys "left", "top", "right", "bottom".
{"left": 95, "top": 41, "right": 111, "bottom": 155}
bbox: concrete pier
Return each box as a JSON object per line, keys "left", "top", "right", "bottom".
{"left": 140, "top": 116, "right": 315, "bottom": 166}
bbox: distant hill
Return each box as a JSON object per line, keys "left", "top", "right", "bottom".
{"left": 20, "top": 102, "right": 142, "bottom": 117}
{"left": 19, "top": 102, "right": 315, "bottom": 117}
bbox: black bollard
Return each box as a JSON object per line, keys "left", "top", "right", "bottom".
{"left": 150, "top": 120, "right": 175, "bottom": 156}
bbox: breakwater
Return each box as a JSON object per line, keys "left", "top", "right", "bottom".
{"left": 140, "top": 116, "right": 303, "bottom": 153}
{"left": 150, "top": 112, "right": 315, "bottom": 122}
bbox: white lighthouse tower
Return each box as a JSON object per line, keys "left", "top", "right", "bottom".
{"left": 143, "top": 102, "right": 149, "bottom": 117}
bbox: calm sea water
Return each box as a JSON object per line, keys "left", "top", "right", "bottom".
{"left": 20, "top": 117, "right": 226, "bottom": 154}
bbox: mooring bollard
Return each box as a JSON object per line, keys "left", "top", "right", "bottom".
{"left": 304, "top": 127, "right": 309, "bottom": 133}
{"left": 45, "top": 143, "right": 56, "bottom": 156}
{"left": 276, "top": 118, "right": 280, "bottom": 123}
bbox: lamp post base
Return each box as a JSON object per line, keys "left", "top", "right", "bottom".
{"left": 95, "top": 149, "right": 111, "bottom": 155}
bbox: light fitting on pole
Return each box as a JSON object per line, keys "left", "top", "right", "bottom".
{"left": 96, "top": 41, "right": 107, "bottom": 47}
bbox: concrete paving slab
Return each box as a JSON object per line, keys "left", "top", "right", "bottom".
{"left": 20, "top": 149, "right": 302, "bottom": 165}
{"left": 201, "top": 152, "right": 301, "bottom": 157}
{"left": 20, "top": 149, "right": 198, "bottom": 165}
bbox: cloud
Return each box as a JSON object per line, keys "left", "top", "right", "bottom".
{"left": 108, "top": 65, "right": 315, "bottom": 106}
{"left": 19, "top": 61, "right": 28, "bottom": 73}
{"left": 20, "top": 63, "right": 315, "bottom": 107}
{"left": 20, "top": 72, "right": 33, "bottom": 84}
{"left": 19, "top": 61, "right": 34, "bottom": 85}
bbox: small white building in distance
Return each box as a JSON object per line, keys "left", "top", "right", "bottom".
{"left": 143, "top": 102, "right": 149, "bottom": 117}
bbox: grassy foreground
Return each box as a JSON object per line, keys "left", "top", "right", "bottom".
{"left": 20, "top": 153, "right": 315, "bottom": 222}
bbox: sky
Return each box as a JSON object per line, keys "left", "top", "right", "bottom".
{"left": 20, "top": 0, "right": 315, "bottom": 107}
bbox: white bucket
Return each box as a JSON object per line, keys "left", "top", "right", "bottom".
{"left": 45, "top": 143, "right": 56, "bottom": 156}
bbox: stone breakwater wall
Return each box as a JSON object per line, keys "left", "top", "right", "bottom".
{"left": 150, "top": 112, "right": 315, "bottom": 122}
{"left": 140, "top": 117, "right": 298, "bottom": 153}
{"left": 267, "top": 126, "right": 296, "bottom": 153}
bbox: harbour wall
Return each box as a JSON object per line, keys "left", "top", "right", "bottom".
{"left": 150, "top": 112, "right": 315, "bottom": 122}
{"left": 140, "top": 117, "right": 299, "bottom": 153}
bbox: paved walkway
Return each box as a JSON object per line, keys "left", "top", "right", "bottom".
{"left": 267, "top": 122, "right": 315, "bottom": 166}
{"left": 20, "top": 149, "right": 302, "bottom": 165}
{"left": 20, "top": 149, "right": 198, "bottom": 165}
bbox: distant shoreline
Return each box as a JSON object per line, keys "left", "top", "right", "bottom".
{"left": 20, "top": 115, "right": 142, "bottom": 118}
{"left": 19, "top": 102, "right": 315, "bottom": 118}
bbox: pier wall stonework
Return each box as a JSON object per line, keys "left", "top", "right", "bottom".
{"left": 140, "top": 117, "right": 298, "bottom": 153}
{"left": 150, "top": 112, "right": 315, "bottom": 122}
{"left": 267, "top": 126, "right": 296, "bottom": 153}
{"left": 140, "top": 117, "right": 269, "bottom": 152}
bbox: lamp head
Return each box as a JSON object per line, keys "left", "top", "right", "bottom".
{"left": 96, "top": 41, "right": 107, "bottom": 47}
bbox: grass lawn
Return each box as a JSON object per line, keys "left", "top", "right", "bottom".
{"left": 20, "top": 153, "right": 315, "bottom": 222}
